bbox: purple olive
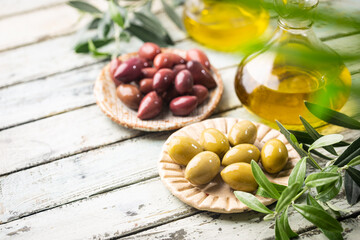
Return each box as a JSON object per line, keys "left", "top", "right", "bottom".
{"left": 192, "top": 85, "right": 209, "bottom": 104}
{"left": 186, "top": 61, "right": 217, "bottom": 89}
{"left": 140, "top": 58, "right": 152, "bottom": 68}
{"left": 161, "top": 86, "right": 179, "bottom": 103}
{"left": 186, "top": 49, "right": 211, "bottom": 70}
{"left": 170, "top": 96, "right": 198, "bottom": 116}
{"left": 114, "top": 57, "right": 144, "bottom": 83}
{"left": 138, "top": 42, "right": 161, "bottom": 60}
{"left": 175, "top": 69, "right": 193, "bottom": 95}
{"left": 172, "top": 64, "right": 187, "bottom": 78}
{"left": 109, "top": 58, "right": 122, "bottom": 86}
{"left": 139, "top": 78, "right": 153, "bottom": 94}
{"left": 141, "top": 67, "right": 157, "bottom": 78}
{"left": 153, "top": 69, "right": 174, "bottom": 94}
{"left": 137, "top": 91, "right": 163, "bottom": 120}
{"left": 116, "top": 84, "right": 142, "bottom": 110}
{"left": 154, "top": 53, "right": 186, "bottom": 69}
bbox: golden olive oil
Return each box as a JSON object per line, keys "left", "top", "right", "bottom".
{"left": 183, "top": 1, "right": 269, "bottom": 51}
{"left": 235, "top": 64, "right": 352, "bottom": 126}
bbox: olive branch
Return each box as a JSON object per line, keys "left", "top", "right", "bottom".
{"left": 235, "top": 102, "right": 360, "bottom": 240}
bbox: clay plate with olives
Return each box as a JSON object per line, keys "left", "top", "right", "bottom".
{"left": 94, "top": 45, "right": 223, "bottom": 131}
{"left": 158, "top": 118, "right": 301, "bottom": 213}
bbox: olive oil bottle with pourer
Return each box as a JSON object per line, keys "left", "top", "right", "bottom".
{"left": 183, "top": 0, "right": 270, "bottom": 51}
{"left": 234, "top": 0, "right": 351, "bottom": 128}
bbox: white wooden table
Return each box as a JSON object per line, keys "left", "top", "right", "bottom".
{"left": 1, "top": 0, "right": 360, "bottom": 239}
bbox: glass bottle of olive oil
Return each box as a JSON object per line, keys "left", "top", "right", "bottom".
{"left": 183, "top": 0, "right": 269, "bottom": 51}
{"left": 234, "top": 0, "right": 351, "bottom": 128}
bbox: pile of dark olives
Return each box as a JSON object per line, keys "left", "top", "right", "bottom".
{"left": 168, "top": 120, "right": 289, "bottom": 193}
{"left": 109, "top": 42, "right": 217, "bottom": 120}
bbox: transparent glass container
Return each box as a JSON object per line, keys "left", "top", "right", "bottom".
{"left": 234, "top": 0, "right": 352, "bottom": 128}
{"left": 183, "top": 0, "right": 270, "bottom": 51}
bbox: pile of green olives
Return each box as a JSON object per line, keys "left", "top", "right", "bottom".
{"left": 167, "top": 120, "right": 289, "bottom": 193}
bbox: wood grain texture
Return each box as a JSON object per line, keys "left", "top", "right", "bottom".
{"left": 0, "top": 105, "right": 141, "bottom": 176}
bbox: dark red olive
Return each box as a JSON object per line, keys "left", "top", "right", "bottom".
{"left": 140, "top": 58, "right": 152, "bottom": 68}
{"left": 172, "top": 64, "right": 187, "bottom": 78}
{"left": 175, "top": 69, "right": 193, "bottom": 95}
{"left": 186, "top": 49, "right": 211, "bottom": 70}
{"left": 138, "top": 42, "right": 161, "bottom": 60}
{"left": 109, "top": 58, "right": 122, "bottom": 86}
{"left": 114, "top": 58, "right": 144, "bottom": 83}
{"left": 141, "top": 68, "right": 157, "bottom": 78}
{"left": 186, "top": 61, "right": 217, "bottom": 89}
{"left": 153, "top": 69, "right": 174, "bottom": 94}
{"left": 170, "top": 96, "right": 198, "bottom": 116}
{"left": 161, "top": 86, "right": 179, "bottom": 103}
{"left": 139, "top": 78, "right": 153, "bottom": 94}
{"left": 137, "top": 91, "right": 163, "bottom": 120}
{"left": 191, "top": 85, "right": 209, "bottom": 104}
{"left": 116, "top": 84, "right": 142, "bottom": 110}
{"left": 154, "top": 53, "right": 186, "bottom": 69}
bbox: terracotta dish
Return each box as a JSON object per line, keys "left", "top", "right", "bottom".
{"left": 158, "top": 118, "right": 301, "bottom": 213}
{"left": 94, "top": 48, "right": 223, "bottom": 132}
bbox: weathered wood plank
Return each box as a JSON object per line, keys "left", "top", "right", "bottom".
{"left": 298, "top": 217, "right": 360, "bottom": 240}
{"left": 1, "top": 174, "right": 359, "bottom": 239}
{"left": 0, "top": 5, "right": 86, "bottom": 52}
{"left": 0, "top": 133, "right": 168, "bottom": 223}
{"left": 0, "top": 104, "right": 358, "bottom": 225}
{"left": 0, "top": 0, "right": 67, "bottom": 19}
{"left": 0, "top": 105, "right": 142, "bottom": 176}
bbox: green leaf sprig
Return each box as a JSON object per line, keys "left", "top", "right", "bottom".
{"left": 235, "top": 105, "right": 360, "bottom": 240}
{"left": 68, "top": 0, "right": 185, "bottom": 58}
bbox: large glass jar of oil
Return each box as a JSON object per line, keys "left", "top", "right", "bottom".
{"left": 234, "top": 0, "right": 351, "bottom": 128}
{"left": 183, "top": 0, "right": 269, "bottom": 51}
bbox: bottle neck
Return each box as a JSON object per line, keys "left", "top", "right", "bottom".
{"left": 278, "top": 17, "right": 313, "bottom": 31}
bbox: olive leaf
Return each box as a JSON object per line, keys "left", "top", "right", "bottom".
{"left": 74, "top": 38, "right": 114, "bottom": 53}
{"left": 302, "top": 145, "right": 333, "bottom": 160}
{"left": 276, "top": 121, "right": 308, "bottom": 159}
{"left": 305, "top": 172, "right": 340, "bottom": 188}
{"left": 293, "top": 204, "right": 343, "bottom": 232}
{"left": 126, "top": 23, "right": 170, "bottom": 47}
{"left": 346, "top": 167, "right": 360, "bottom": 187}
{"left": 109, "top": 0, "right": 125, "bottom": 27}
{"left": 300, "top": 116, "right": 337, "bottom": 155}
{"left": 316, "top": 176, "right": 343, "bottom": 202}
{"left": 275, "top": 183, "right": 302, "bottom": 214}
{"left": 334, "top": 136, "right": 360, "bottom": 167}
{"left": 97, "top": 12, "right": 112, "bottom": 39}
{"left": 308, "top": 134, "right": 343, "bottom": 152}
{"left": 280, "top": 207, "right": 298, "bottom": 238}
{"left": 88, "top": 40, "right": 111, "bottom": 58}
{"left": 161, "top": 0, "right": 185, "bottom": 30}
{"left": 290, "top": 130, "right": 349, "bottom": 147}
{"left": 288, "top": 157, "right": 307, "bottom": 186}
{"left": 305, "top": 102, "right": 360, "bottom": 130}
{"left": 345, "top": 165, "right": 360, "bottom": 205}
{"left": 251, "top": 160, "right": 280, "bottom": 199}
{"left": 256, "top": 183, "right": 286, "bottom": 198}
{"left": 234, "top": 191, "right": 273, "bottom": 214}
{"left": 306, "top": 195, "right": 344, "bottom": 240}
{"left": 275, "top": 217, "right": 290, "bottom": 240}
{"left": 68, "top": 1, "right": 102, "bottom": 14}
{"left": 347, "top": 156, "right": 360, "bottom": 167}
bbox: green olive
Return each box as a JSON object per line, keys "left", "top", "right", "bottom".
{"left": 185, "top": 151, "right": 220, "bottom": 185}
{"left": 200, "top": 128, "right": 230, "bottom": 158}
{"left": 221, "top": 162, "right": 258, "bottom": 192}
{"left": 261, "top": 139, "right": 288, "bottom": 174}
{"left": 228, "top": 120, "right": 257, "bottom": 146}
{"left": 168, "top": 136, "right": 203, "bottom": 165}
{"left": 222, "top": 144, "right": 260, "bottom": 166}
